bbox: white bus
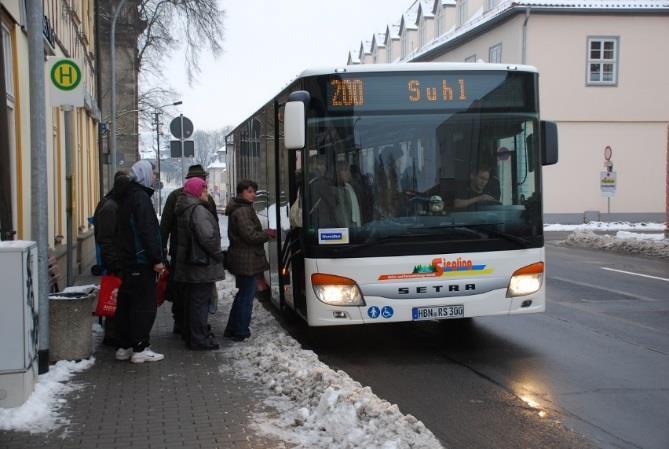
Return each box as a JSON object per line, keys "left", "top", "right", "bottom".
{"left": 226, "top": 63, "right": 558, "bottom": 326}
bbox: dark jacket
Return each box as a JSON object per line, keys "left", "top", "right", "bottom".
{"left": 115, "top": 182, "right": 163, "bottom": 269}
{"left": 160, "top": 187, "right": 217, "bottom": 258}
{"left": 225, "top": 197, "right": 269, "bottom": 276}
{"left": 173, "top": 194, "right": 226, "bottom": 283}
{"left": 93, "top": 177, "right": 130, "bottom": 274}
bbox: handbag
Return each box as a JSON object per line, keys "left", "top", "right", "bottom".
{"left": 95, "top": 274, "right": 122, "bottom": 317}
{"left": 186, "top": 206, "right": 210, "bottom": 266}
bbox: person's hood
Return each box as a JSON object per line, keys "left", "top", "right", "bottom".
{"left": 224, "top": 197, "right": 251, "bottom": 216}
{"left": 175, "top": 192, "right": 201, "bottom": 217}
{"left": 130, "top": 160, "right": 154, "bottom": 189}
{"left": 108, "top": 174, "right": 131, "bottom": 200}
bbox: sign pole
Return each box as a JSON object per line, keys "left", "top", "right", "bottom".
{"left": 155, "top": 111, "right": 161, "bottom": 211}
{"left": 180, "top": 113, "right": 185, "bottom": 180}
{"left": 64, "top": 106, "right": 74, "bottom": 286}
{"left": 27, "top": 0, "right": 50, "bottom": 374}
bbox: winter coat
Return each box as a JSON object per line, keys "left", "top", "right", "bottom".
{"left": 115, "top": 182, "right": 163, "bottom": 269}
{"left": 160, "top": 187, "right": 217, "bottom": 258}
{"left": 225, "top": 197, "right": 269, "bottom": 276}
{"left": 93, "top": 176, "right": 129, "bottom": 274}
{"left": 173, "top": 194, "right": 226, "bottom": 283}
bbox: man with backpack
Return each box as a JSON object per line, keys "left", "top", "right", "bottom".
{"left": 92, "top": 170, "right": 130, "bottom": 346}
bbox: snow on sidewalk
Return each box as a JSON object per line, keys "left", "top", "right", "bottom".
{"left": 544, "top": 221, "right": 665, "bottom": 232}
{"left": 564, "top": 230, "right": 669, "bottom": 259}
{"left": 217, "top": 278, "right": 443, "bottom": 449}
{"left": 0, "top": 358, "right": 95, "bottom": 433}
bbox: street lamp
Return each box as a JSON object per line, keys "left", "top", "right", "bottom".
{"left": 154, "top": 100, "right": 182, "bottom": 211}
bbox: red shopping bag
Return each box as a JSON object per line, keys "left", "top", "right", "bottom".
{"left": 95, "top": 274, "right": 122, "bottom": 317}
{"left": 156, "top": 267, "right": 170, "bottom": 306}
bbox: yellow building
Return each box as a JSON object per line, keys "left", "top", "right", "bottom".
{"left": 1, "top": 0, "right": 100, "bottom": 285}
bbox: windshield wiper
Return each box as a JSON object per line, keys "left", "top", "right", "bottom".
{"left": 460, "top": 224, "right": 531, "bottom": 248}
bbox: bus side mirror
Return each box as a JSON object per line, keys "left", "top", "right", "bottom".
{"left": 541, "top": 121, "right": 558, "bottom": 166}
{"left": 284, "top": 91, "right": 310, "bottom": 150}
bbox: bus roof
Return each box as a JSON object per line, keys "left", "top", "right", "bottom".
{"left": 297, "top": 62, "right": 538, "bottom": 78}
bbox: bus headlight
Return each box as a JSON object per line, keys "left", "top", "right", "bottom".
{"left": 507, "top": 262, "right": 544, "bottom": 297}
{"left": 311, "top": 273, "right": 365, "bottom": 306}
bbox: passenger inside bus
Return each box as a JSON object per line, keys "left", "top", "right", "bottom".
{"left": 333, "top": 161, "right": 361, "bottom": 227}
{"left": 306, "top": 155, "right": 337, "bottom": 228}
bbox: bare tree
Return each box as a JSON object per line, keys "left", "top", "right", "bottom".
{"left": 138, "top": 0, "right": 224, "bottom": 84}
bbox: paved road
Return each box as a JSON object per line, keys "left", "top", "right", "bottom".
{"left": 278, "top": 243, "right": 669, "bottom": 449}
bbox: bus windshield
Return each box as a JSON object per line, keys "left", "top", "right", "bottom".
{"left": 303, "top": 111, "right": 542, "bottom": 251}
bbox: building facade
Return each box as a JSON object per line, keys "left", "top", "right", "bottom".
{"left": 207, "top": 146, "right": 228, "bottom": 207}
{"left": 96, "top": 0, "right": 143, "bottom": 190}
{"left": 350, "top": 0, "right": 669, "bottom": 223}
{"left": 1, "top": 0, "right": 101, "bottom": 286}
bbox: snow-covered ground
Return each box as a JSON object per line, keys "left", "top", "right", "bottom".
{"left": 544, "top": 221, "right": 666, "bottom": 232}
{"left": 217, "top": 277, "right": 443, "bottom": 449}
{"left": 563, "top": 230, "right": 669, "bottom": 259}
{"left": 0, "top": 358, "right": 95, "bottom": 433}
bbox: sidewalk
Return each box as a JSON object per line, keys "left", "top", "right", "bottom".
{"left": 0, "top": 274, "right": 284, "bottom": 449}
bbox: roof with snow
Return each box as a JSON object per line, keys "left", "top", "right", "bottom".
{"left": 400, "top": 6, "right": 419, "bottom": 33}
{"left": 417, "top": 0, "right": 435, "bottom": 22}
{"left": 358, "top": 40, "right": 372, "bottom": 60}
{"left": 410, "top": 0, "right": 669, "bottom": 62}
{"left": 371, "top": 33, "right": 386, "bottom": 51}
{"left": 347, "top": 50, "right": 361, "bottom": 65}
{"left": 207, "top": 160, "right": 226, "bottom": 170}
{"left": 385, "top": 24, "right": 401, "bottom": 44}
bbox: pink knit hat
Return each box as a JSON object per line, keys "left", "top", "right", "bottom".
{"left": 183, "top": 177, "right": 207, "bottom": 198}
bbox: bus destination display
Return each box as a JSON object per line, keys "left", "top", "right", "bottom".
{"left": 326, "top": 72, "right": 531, "bottom": 112}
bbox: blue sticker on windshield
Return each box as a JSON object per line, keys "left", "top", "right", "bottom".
{"left": 367, "top": 306, "right": 380, "bottom": 319}
{"left": 381, "top": 306, "right": 394, "bottom": 319}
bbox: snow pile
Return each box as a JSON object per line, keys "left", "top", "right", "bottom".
{"left": 218, "top": 279, "right": 443, "bottom": 449}
{"left": 615, "top": 231, "right": 666, "bottom": 241}
{"left": 0, "top": 358, "right": 95, "bottom": 433}
{"left": 564, "top": 230, "right": 669, "bottom": 259}
{"left": 545, "top": 221, "right": 665, "bottom": 232}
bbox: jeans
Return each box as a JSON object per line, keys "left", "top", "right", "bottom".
{"left": 225, "top": 274, "right": 256, "bottom": 337}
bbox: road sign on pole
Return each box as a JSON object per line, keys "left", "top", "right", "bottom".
{"left": 170, "top": 115, "right": 194, "bottom": 139}
{"left": 48, "top": 58, "right": 84, "bottom": 107}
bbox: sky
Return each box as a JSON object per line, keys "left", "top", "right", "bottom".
{"left": 164, "top": 0, "right": 415, "bottom": 133}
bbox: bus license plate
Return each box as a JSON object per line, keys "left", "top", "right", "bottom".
{"left": 412, "top": 305, "right": 464, "bottom": 321}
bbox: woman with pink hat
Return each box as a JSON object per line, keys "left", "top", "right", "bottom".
{"left": 172, "top": 177, "right": 225, "bottom": 350}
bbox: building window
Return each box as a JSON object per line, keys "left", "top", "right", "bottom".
{"left": 587, "top": 37, "right": 618, "bottom": 85}
{"left": 457, "top": 0, "right": 468, "bottom": 27}
{"left": 419, "top": 20, "right": 425, "bottom": 48}
{"left": 387, "top": 43, "right": 392, "bottom": 63}
{"left": 489, "top": 43, "right": 502, "bottom": 63}
{"left": 436, "top": 7, "right": 442, "bottom": 36}
{"left": 402, "top": 35, "right": 408, "bottom": 58}
{"left": 465, "top": 54, "right": 476, "bottom": 63}
{"left": 485, "top": 0, "right": 497, "bottom": 12}
{"left": 2, "top": 25, "right": 13, "bottom": 99}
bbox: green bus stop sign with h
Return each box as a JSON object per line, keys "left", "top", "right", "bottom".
{"left": 51, "top": 60, "right": 81, "bottom": 91}
{"left": 48, "top": 58, "right": 84, "bottom": 107}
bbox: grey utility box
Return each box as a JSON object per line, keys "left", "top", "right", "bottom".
{"left": 0, "top": 241, "right": 39, "bottom": 409}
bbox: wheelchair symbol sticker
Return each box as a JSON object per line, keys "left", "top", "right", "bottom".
{"left": 381, "top": 306, "right": 394, "bottom": 319}
{"left": 367, "top": 306, "right": 380, "bottom": 319}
